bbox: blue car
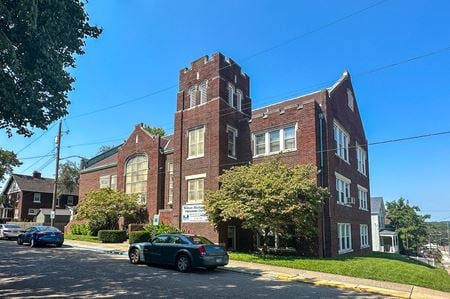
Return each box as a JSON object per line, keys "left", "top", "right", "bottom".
{"left": 17, "top": 226, "right": 64, "bottom": 247}
{"left": 128, "top": 234, "right": 229, "bottom": 272}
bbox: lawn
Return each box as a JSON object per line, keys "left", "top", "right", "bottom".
{"left": 64, "top": 234, "right": 101, "bottom": 243}
{"left": 229, "top": 252, "right": 450, "bottom": 292}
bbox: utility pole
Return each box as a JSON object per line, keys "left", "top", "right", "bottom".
{"left": 51, "top": 121, "right": 62, "bottom": 227}
{"left": 447, "top": 221, "right": 449, "bottom": 252}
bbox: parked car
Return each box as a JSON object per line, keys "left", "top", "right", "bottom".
{"left": 0, "top": 224, "right": 22, "bottom": 239}
{"left": 17, "top": 226, "right": 64, "bottom": 247}
{"left": 128, "top": 233, "right": 229, "bottom": 272}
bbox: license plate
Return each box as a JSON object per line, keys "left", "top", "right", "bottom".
{"left": 215, "top": 258, "right": 222, "bottom": 263}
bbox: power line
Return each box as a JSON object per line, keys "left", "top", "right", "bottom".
{"left": 21, "top": 148, "right": 55, "bottom": 173}
{"left": 15, "top": 123, "right": 57, "bottom": 155}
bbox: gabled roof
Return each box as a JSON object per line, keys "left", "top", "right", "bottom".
{"left": 370, "top": 197, "right": 385, "bottom": 215}
{"left": 161, "top": 134, "right": 174, "bottom": 152}
{"left": 2, "top": 174, "right": 78, "bottom": 196}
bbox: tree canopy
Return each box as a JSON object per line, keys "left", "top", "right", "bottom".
{"left": 143, "top": 124, "right": 165, "bottom": 137}
{"left": 204, "top": 159, "right": 329, "bottom": 254}
{"left": 386, "top": 198, "right": 430, "bottom": 253}
{"left": 57, "top": 161, "right": 79, "bottom": 197}
{"left": 0, "top": 149, "right": 21, "bottom": 181}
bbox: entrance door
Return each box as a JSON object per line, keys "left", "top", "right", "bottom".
{"left": 227, "top": 226, "right": 236, "bottom": 250}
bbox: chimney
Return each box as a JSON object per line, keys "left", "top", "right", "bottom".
{"left": 32, "top": 171, "right": 41, "bottom": 179}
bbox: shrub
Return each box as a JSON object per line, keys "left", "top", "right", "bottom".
{"left": 129, "top": 231, "right": 152, "bottom": 244}
{"left": 143, "top": 223, "right": 180, "bottom": 238}
{"left": 98, "top": 230, "right": 127, "bottom": 243}
{"left": 71, "top": 224, "right": 90, "bottom": 235}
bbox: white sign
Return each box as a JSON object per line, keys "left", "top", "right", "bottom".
{"left": 50, "top": 211, "right": 55, "bottom": 219}
{"left": 153, "top": 214, "right": 160, "bottom": 225}
{"left": 182, "top": 204, "right": 208, "bottom": 223}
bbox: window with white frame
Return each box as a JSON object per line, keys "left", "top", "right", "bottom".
{"left": 110, "top": 175, "right": 117, "bottom": 191}
{"left": 356, "top": 144, "right": 367, "bottom": 175}
{"left": 227, "top": 125, "right": 238, "bottom": 158}
{"left": 14, "top": 208, "right": 19, "bottom": 219}
{"left": 99, "top": 175, "right": 110, "bottom": 189}
{"left": 199, "top": 81, "right": 208, "bottom": 104}
{"left": 335, "top": 173, "right": 351, "bottom": 205}
{"left": 334, "top": 121, "right": 349, "bottom": 162}
{"left": 358, "top": 185, "right": 368, "bottom": 210}
{"left": 67, "top": 196, "right": 74, "bottom": 206}
{"left": 188, "top": 126, "right": 205, "bottom": 158}
{"left": 33, "top": 193, "right": 41, "bottom": 203}
{"left": 236, "top": 89, "right": 243, "bottom": 111}
{"left": 125, "top": 155, "right": 148, "bottom": 204}
{"left": 347, "top": 89, "right": 354, "bottom": 111}
{"left": 360, "top": 224, "right": 369, "bottom": 247}
{"left": 188, "top": 86, "right": 197, "bottom": 108}
{"left": 187, "top": 178, "right": 204, "bottom": 204}
{"left": 253, "top": 125, "right": 297, "bottom": 157}
{"left": 338, "top": 223, "right": 352, "bottom": 253}
{"left": 168, "top": 162, "right": 174, "bottom": 205}
{"left": 28, "top": 208, "right": 38, "bottom": 216}
{"left": 228, "top": 83, "right": 235, "bottom": 107}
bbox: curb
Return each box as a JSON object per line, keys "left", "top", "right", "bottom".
{"left": 65, "top": 243, "right": 127, "bottom": 256}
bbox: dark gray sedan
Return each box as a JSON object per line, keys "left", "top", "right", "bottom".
{"left": 128, "top": 234, "right": 229, "bottom": 272}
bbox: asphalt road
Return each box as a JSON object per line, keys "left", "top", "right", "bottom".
{"left": 0, "top": 240, "right": 388, "bottom": 298}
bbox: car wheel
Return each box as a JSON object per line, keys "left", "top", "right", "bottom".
{"left": 129, "top": 248, "right": 141, "bottom": 264}
{"left": 176, "top": 254, "right": 191, "bottom": 273}
{"left": 206, "top": 266, "right": 217, "bottom": 271}
{"left": 17, "top": 238, "right": 23, "bottom": 245}
{"left": 30, "top": 238, "right": 36, "bottom": 247}
{"left": 56, "top": 243, "right": 63, "bottom": 248}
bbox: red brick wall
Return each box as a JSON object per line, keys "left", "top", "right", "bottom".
{"left": 78, "top": 166, "right": 117, "bottom": 200}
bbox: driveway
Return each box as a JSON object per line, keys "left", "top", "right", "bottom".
{"left": 0, "top": 240, "right": 389, "bottom": 298}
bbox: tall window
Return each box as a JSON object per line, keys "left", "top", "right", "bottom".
{"left": 188, "top": 86, "right": 197, "bottom": 108}
{"left": 99, "top": 176, "right": 110, "bottom": 188}
{"left": 347, "top": 89, "right": 354, "bottom": 111}
{"left": 358, "top": 185, "right": 368, "bottom": 210}
{"left": 227, "top": 125, "right": 238, "bottom": 158}
{"left": 236, "top": 89, "right": 243, "bottom": 111}
{"left": 338, "top": 223, "right": 352, "bottom": 253}
{"left": 110, "top": 175, "right": 117, "bottom": 191}
{"left": 187, "top": 178, "right": 204, "bottom": 203}
{"left": 253, "top": 125, "right": 297, "bottom": 157}
{"left": 356, "top": 144, "right": 367, "bottom": 175}
{"left": 168, "top": 162, "right": 174, "bottom": 205}
{"left": 188, "top": 126, "right": 205, "bottom": 158}
{"left": 199, "top": 81, "right": 208, "bottom": 104}
{"left": 336, "top": 173, "right": 350, "bottom": 205}
{"left": 228, "top": 83, "right": 235, "bottom": 107}
{"left": 360, "top": 224, "right": 369, "bottom": 247}
{"left": 334, "top": 121, "right": 349, "bottom": 162}
{"left": 125, "top": 155, "right": 148, "bottom": 204}
{"left": 33, "top": 193, "right": 41, "bottom": 203}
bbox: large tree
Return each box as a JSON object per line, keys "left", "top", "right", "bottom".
{"left": 57, "top": 161, "right": 79, "bottom": 197}
{"left": 0, "top": 149, "right": 21, "bottom": 181}
{"left": 386, "top": 198, "right": 430, "bottom": 253}
{"left": 205, "top": 159, "right": 329, "bottom": 254}
{"left": 0, "top": 1, "right": 101, "bottom": 180}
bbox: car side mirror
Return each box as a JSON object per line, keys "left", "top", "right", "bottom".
{"left": 147, "top": 238, "right": 153, "bottom": 243}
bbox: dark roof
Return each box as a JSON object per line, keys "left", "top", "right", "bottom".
{"left": 161, "top": 135, "right": 174, "bottom": 152}
{"left": 370, "top": 197, "right": 384, "bottom": 215}
{"left": 38, "top": 208, "right": 72, "bottom": 216}
{"left": 82, "top": 144, "right": 122, "bottom": 169}
{"left": 8, "top": 174, "right": 78, "bottom": 196}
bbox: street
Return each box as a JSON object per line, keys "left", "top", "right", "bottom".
{"left": 0, "top": 240, "right": 388, "bottom": 298}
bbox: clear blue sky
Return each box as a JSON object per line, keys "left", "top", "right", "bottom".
{"left": 2, "top": 0, "right": 449, "bottom": 220}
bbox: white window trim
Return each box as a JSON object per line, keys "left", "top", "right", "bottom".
{"left": 252, "top": 123, "right": 298, "bottom": 158}
{"left": 99, "top": 175, "right": 111, "bottom": 189}
{"left": 187, "top": 126, "right": 205, "bottom": 160}
{"left": 188, "top": 85, "right": 197, "bottom": 108}
{"left": 67, "top": 196, "right": 74, "bottom": 206}
{"left": 226, "top": 125, "right": 238, "bottom": 159}
{"left": 333, "top": 120, "right": 350, "bottom": 164}
{"left": 356, "top": 142, "right": 367, "bottom": 176}
{"left": 168, "top": 162, "right": 174, "bottom": 205}
{"left": 335, "top": 172, "right": 352, "bottom": 207}
{"left": 199, "top": 80, "right": 208, "bottom": 105}
{"left": 338, "top": 223, "right": 353, "bottom": 254}
{"left": 186, "top": 176, "right": 205, "bottom": 204}
{"left": 236, "top": 89, "right": 243, "bottom": 112}
{"left": 33, "top": 193, "right": 41, "bottom": 203}
{"left": 228, "top": 83, "right": 235, "bottom": 107}
{"left": 185, "top": 173, "right": 207, "bottom": 180}
{"left": 360, "top": 224, "right": 370, "bottom": 248}
{"left": 28, "top": 208, "right": 38, "bottom": 216}
{"left": 357, "top": 185, "right": 368, "bottom": 211}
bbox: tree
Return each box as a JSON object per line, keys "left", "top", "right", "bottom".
{"left": 57, "top": 161, "right": 79, "bottom": 198}
{"left": 75, "top": 189, "right": 143, "bottom": 235}
{"left": 204, "top": 159, "right": 329, "bottom": 254}
{"left": 97, "top": 145, "right": 115, "bottom": 154}
{"left": 143, "top": 124, "right": 165, "bottom": 137}
{"left": 0, "top": 149, "right": 21, "bottom": 181}
{"left": 0, "top": 0, "right": 102, "bottom": 136}
{"left": 386, "top": 198, "right": 430, "bottom": 253}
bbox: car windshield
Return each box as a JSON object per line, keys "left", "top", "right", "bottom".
{"left": 185, "top": 236, "right": 214, "bottom": 245}
{"left": 4, "top": 224, "right": 21, "bottom": 229}
{"left": 36, "top": 226, "right": 60, "bottom": 232}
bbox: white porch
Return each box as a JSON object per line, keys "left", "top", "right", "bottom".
{"left": 379, "top": 230, "right": 399, "bottom": 253}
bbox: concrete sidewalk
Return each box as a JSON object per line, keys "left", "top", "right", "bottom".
{"left": 64, "top": 239, "right": 450, "bottom": 299}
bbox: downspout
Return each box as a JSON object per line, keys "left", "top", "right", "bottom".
{"left": 319, "top": 112, "right": 326, "bottom": 257}
{"left": 178, "top": 109, "right": 184, "bottom": 230}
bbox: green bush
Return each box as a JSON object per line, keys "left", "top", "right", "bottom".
{"left": 71, "top": 224, "right": 90, "bottom": 235}
{"left": 98, "top": 230, "right": 127, "bottom": 243}
{"left": 129, "top": 231, "right": 152, "bottom": 244}
{"left": 143, "top": 223, "right": 180, "bottom": 238}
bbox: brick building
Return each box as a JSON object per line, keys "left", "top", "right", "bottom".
{"left": 77, "top": 53, "right": 371, "bottom": 257}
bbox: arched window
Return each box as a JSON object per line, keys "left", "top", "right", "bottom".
{"left": 188, "top": 86, "right": 197, "bottom": 108}
{"left": 227, "top": 83, "right": 235, "bottom": 107}
{"left": 199, "top": 81, "right": 208, "bottom": 104}
{"left": 236, "top": 89, "right": 243, "bottom": 111}
{"left": 125, "top": 155, "right": 148, "bottom": 204}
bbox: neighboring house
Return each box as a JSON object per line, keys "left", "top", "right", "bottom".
{"left": 371, "top": 197, "right": 399, "bottom": 253}
{"left": 76, "top": 52, "right": 371, "bottom": 257}
{"left": 35, "top": 209, "right": 72, "bottom": 231}
{"left": 0, "top": 202, "right": 13, "bottom": 223}
{"left": 0, "top": 171, "right": 79, "bottom": 222}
